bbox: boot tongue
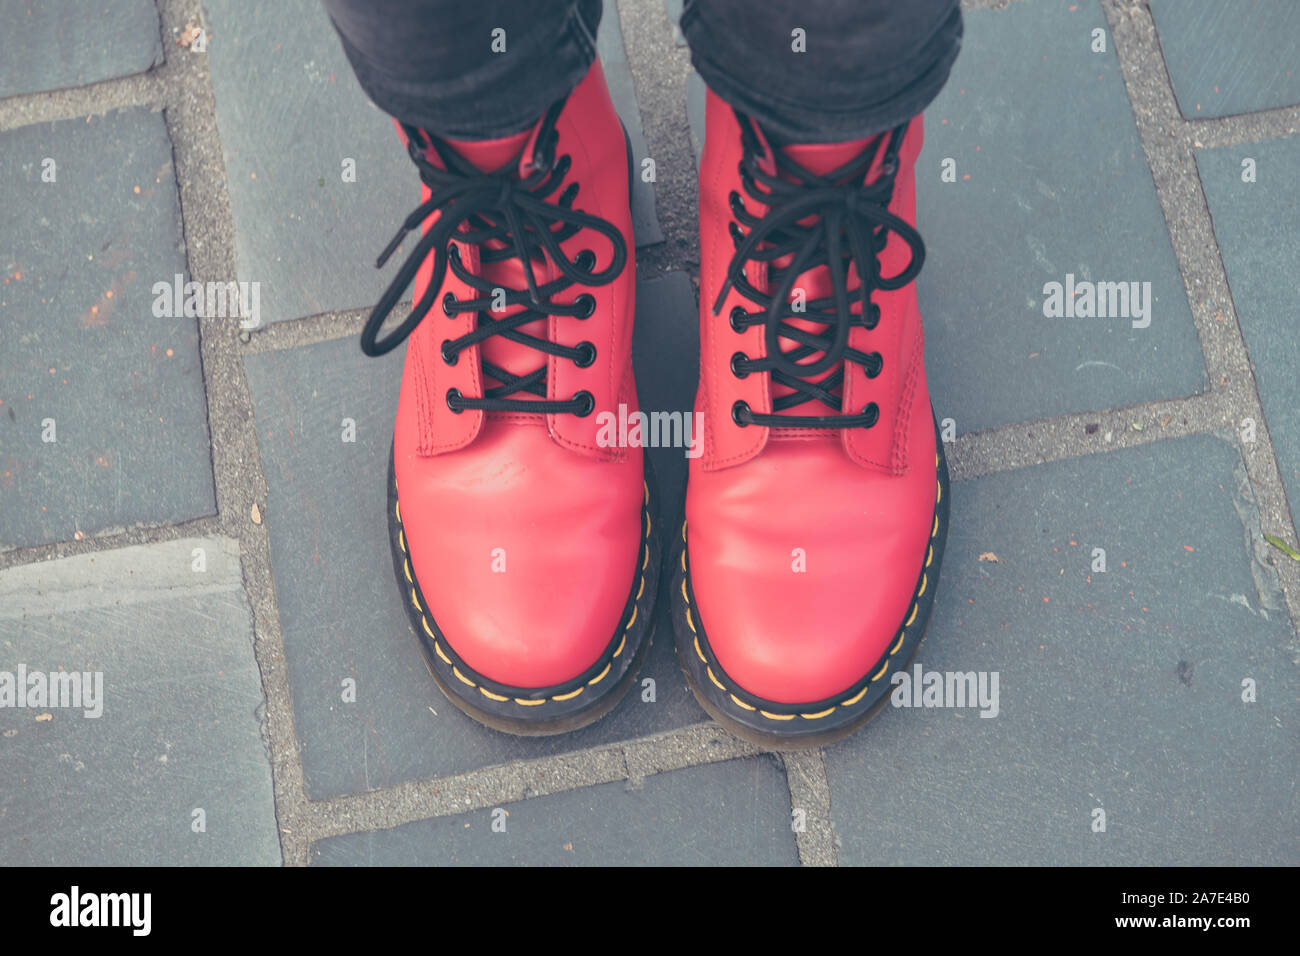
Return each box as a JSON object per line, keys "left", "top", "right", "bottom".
{"left": 763, "top": 135, "right": 887, "bottom": 427}
{"left": 444, "top": 127, "right": 534, "bottom": 174}
{"left": 442, "top": 126, "right": 555, "bottom": 402}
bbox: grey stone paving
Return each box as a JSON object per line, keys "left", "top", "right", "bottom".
{"left": 1150, "top": 0, "right": 1300, "bottom": 120}
{"left": 310, "top": 756, "right": 796, "bottom": 865}
{"left": 0, "top": 107, "right": 216, "bottom": 551}
{"left": 0, "top": 538, "right": 280, "bottom": 865}
{"left": 915, "top": 0, "right": 1206, "bottom": 434}
{"left": 0, "top": 0, "right": 163, "bottom": 99}
{"left": 1196, "top": 136, "right": 1300, "bottom": 528}
{"left": 1, "top": 0, "right": 1297, "bottom": 866}
{"left": 826, "top": 434, "right": 1298, "bottom": 866}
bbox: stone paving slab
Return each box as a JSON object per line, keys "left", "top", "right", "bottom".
{"left": 1196, "top": 136, "right": 1300, "bottom": 530}
{"left": 681, "top": 0, "right": 1206, "bottom": 435}
{"left": 1150, "top": 0, "right": 1300, "bottom": 120}
{"left": 826, "top": 433, "right": 1299, "bottom": 866}
{"left": 310, "top": 756, "right": 796, "bottom": 865}
{"left": 205, "top": 0, "right": 661, "bottom": 327}
{"left": 0, "top": 108, "right": 217, "bottom": 551}
{"left": 915, "top": 0, "right": 1206, "bottom": 434}
{"left": 0, "top": 537, "right": 280, "bottom": 865}
{"left": 0, "top": 0, "right": 163, "bottom": 99}
{"left": 244, "top": 276, "right": 705, "bottom": 801}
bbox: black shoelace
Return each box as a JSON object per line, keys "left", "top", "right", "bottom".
{"left": 716, "top": 112, "right": 925, "bottom": 430}
{"left": 360, "top": 101, "right": 628, "bottom": 417}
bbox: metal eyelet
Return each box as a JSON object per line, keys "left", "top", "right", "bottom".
{"left": 867, "top": 352, "right": 883, "bottom": 379}
{"left": 729, "top": 221, "right": 744, "bottom": 244}
{"left": 731, "top": 400, "right": 750, "bottom": 427}
{"left": 572, "top": 390, "right": 596, "bottom": 417}
{"left": 865, "top": 303, "right": 881, "bottom": 329}
{"left": 862, "top": 402, "right": 880, "bottom": 427}
{"left": 729, "top": 191, "right": 745, "bottom": 216}
{"left": 574, "top": 294, "right": 597, "bottom": 319}
{"left": 729, "top": 307, "right": 748, "bottom": 333}
{"left": 574, "top": 249, "right": 596, "bottom": 271}
{"left": 446, "top": 388, "right": 464, "bottom": 413}
{"left": 440, "top": 340, "right": 458, "bottom": 365}
{"left": 573, "top": 342, "right": 597, "bottom": 368}
{"left": 730, "top": 351, "right": 749, "bottom": 379}
{"left": 442, "top": 292, "right": 458, "bottom": 317}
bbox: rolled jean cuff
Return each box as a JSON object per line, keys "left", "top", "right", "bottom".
{"left": 324, "top": 0, "right": 602, "bottom": 139}
{"left": 681, "top": 1, "right": 963, "bottom": 143}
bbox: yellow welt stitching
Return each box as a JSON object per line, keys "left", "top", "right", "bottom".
{"left": 613, "top": 635, "right": 626, "bottom": 658}
{"left": 636, "top": 576, "right": 645, "bottom": 601}
{"left": 395, "top": 500, "right": 401, "bottom": 523}
{"left": 905, "top": 603, "right": 918, "bottom": 627}
{"left": 410, "top": 586, "right": 421, "bottom": 613}
{"left": 840, "top": 686, "right": 869, "bottom": 707}
{"left": 514, "top": 697, "right": 546, "bottom": 706}
{"left": 680, "top": 549, "right": 687, "bottom": 572}
{"left": 918, "top": 572, "right": 928, "bottom": 598}
{"left": 890, "top": 629, "right": 906, "bottom": 655}
{"left": 587, "top": 662, "right": 611, "bottom": 686}
{"left": 693, "top": 635, "right": 707, "bottom": 664}
{"left": 680, "top": 579, "right": 690, "bottom": 606}
{"left": 551, "top": 687, "right": 584, "bottom": 701}
{"left": 871, "top": 661, "right": 890, "bottom": 681}
{"left": 433, "top": 640, "right": 451, "bottom": 665}
{"left": 730, "top": 693, "right": 756, "bottom": 711}
{"left": 933, "top": 515, "right": 939, "bottom": 538}
{"left": 926, "top": 545, "right": 933, "bottom": 568}
{"left": 706, "top": 666, "right": 726, "bottom": 691}
{"left": 626, "top": 605, "right": 638, "bottom": 629}
{"left": 686, "top": 608, "right": 698, "bottom": 634}
{"left": 403, "top": 558, "right": 413, "bottom": 584}
{"left": 759, "top": 710, "right": 795, "bottom": 721}
{"left": 398, "top": 529, "right": 407, "bottom": 554}
{"left": 801, "top": 707, "right": 836, "bottom": 720}
{"left": 451, "top": 666, "right": 475, "bottom": 688}
{"left": 936, "top": 479, "right": 942, "bottom": 505}
{"left": 479, "top": 687, "right": 508, "bottom": 702}
{"left": 421, "top": 616, "right": 435, "bottom": 640}
{"left": 681, "top": 521, "right": 687, "bottom": 543}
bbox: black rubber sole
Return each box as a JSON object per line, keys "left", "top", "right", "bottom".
{"left": 671, "top": 413, "right": 951, "bottom": 751}
{"left": 387, "top": 446, "right": 661, "bottom": 736}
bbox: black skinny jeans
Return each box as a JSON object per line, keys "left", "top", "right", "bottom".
{"left": 324, "top": 0, "right": 963, "bottom": 143}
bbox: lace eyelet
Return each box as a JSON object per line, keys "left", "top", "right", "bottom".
{"left": 446, "top": 388, "right": 465, "bottom": 413}
{"left": 574, "top": 294, "right": 597, "bottom": 319}
{"left": 572, "top": 390, "right": 595, "bottom": 417}
{"left": 865, "top": 303, "right": 881, "bottom": 329}
{"left": 442, "top": 292, "right": 458, "bottom": 317}
{"left": 729, "top": 221, "right": 744, "bottom": 244}
{"left": 729, "top": 306, "right": 748, "bottom": 333}
{"left": 867, "top": 352, "right": 883, "bottom": 379}
{"left": 730, "top": 351, "right": 749, "bottom": 379}
{"left": 731, "top": 400, "right": 750, "bottom": 427}
{"left": 440, "top": 340, "right": 458, "bottom": 365}
{"left": 729, "top": 191, "right": 745, "bottom": 216}
{"left": 574, "top": 249, "right": 596, "bottom": 271}
{"left": 862, "top": 402, "right": 880, "bottom": 427}
{"left": 573, "top": 341, "right": 597, "bottom": 368}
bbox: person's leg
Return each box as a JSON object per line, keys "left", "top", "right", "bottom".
{"left": 680, "top": 0, "right": 962, "bottom": 142}
{"left": 323, "top": 0, "right": 602, "bottom": 138}
{"left": 674, "top": 1, "right": 960, "bottom": 748}
{"left": 325, "top": 1, "right": 657, "bottom": 736}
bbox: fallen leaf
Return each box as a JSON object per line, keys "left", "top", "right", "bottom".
{"left": 978, "top": 552, "right": 999, "bottom": 563}
{"left": 35, "top": 713, "right": 52, "bottom": 722}
{"left": 251, "top": 503, "right": 262, "bottom": 525}
{"left": 1264, "top": 534, "right": 1300, "bottom": 562}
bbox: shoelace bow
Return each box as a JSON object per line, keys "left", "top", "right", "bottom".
{"left": 716, "top": 113, "right": 925, "bottom": 429}
{"left": 360, "top": 101, "right": 628, "bottom": 417}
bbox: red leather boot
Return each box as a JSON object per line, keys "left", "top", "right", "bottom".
{"left": 673, "top": 91, "right": 949, "bottom": 749}
{"left": 361, "top": 61, "right": 658, "bottom": 735}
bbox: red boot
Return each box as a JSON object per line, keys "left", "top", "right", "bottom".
{"left": 362, "top": 61, "right": 658, "bottom": 735}
{"left": 673, "top": 91, "right": 949, "bottom": 749}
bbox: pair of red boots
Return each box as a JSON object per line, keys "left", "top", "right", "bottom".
{"left": 361, "top": 62, "right": 949, "bottom": 749}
